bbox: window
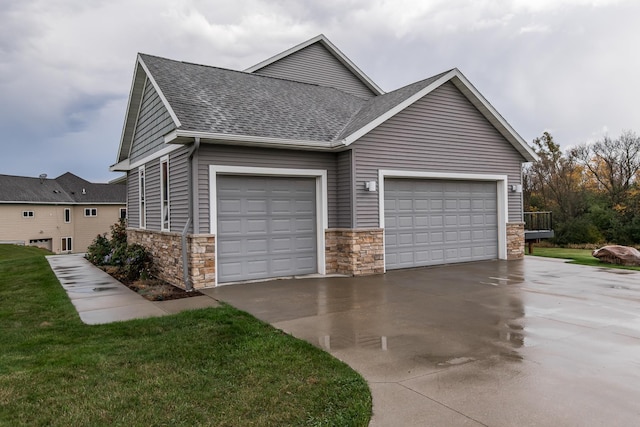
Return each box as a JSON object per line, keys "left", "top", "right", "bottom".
{"left": 160, "top": 156, "right": 170, "bottom": 231}
{"left": 22, "top": 211, "right": 34, "bottom": 218}
{"left": 120, "top": 208, "right": 127, "bottom": 219}
{"left": 139, "top": 166, "right": 146, "bottom": 228}
{"left": 61, "top": 237, "right": 72, "bottom": 252}
{"left": 84, "top": 208, "right": 97, "bottom": 217}
{"left": 64, "top": 208, "right": 71, "bottom": 223}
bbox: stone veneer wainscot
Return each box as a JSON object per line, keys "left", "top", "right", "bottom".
{"left": 506, "top": 222, "right": 525, "bottom": 260}
{"left": 325, "top": 228, "right": 385, "bottom": 275}
{"left": 127, "top": 229, "right": 215, "bottom": 289}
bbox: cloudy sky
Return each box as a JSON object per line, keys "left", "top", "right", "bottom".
{"left": 1, "top": 0, "right": 639, "bottom": 182}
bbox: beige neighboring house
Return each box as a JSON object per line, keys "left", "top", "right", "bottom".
{"left": 0, "top": 172, "right": 126, "bottom": 254}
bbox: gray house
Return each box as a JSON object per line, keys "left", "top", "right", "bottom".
{"left": 111, "top": 34, "right": 536, "bottom": 289}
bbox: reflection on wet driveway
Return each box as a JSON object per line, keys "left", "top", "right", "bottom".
{"left": 204, "top": 257, "right": 640, "bottom": 426}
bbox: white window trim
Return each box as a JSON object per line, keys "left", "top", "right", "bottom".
{"left": 64, "top": 208, "right": 71, "bottom": 223}
{"left": 61, "top": 237, "right": 72, "bottom": 252}
{"left": 138, "top": 165, "right": 146, "bottom": 229}
{"left": 377, "top": 170, "right": 509, "bottom": 271}
{"left": 120, "top": 207, "right": 127, "bottom": 219}
{"left": 84, "top": 208, "right": 98, "bottom": 217}
{"left": 160, "top": 155, "right": 170, "bottom": 231}
{"left": 22, "top": 211, "right": 34, "bottom": 218}
{"left": 209, "top": 165, "right": 328, "bottom": 285}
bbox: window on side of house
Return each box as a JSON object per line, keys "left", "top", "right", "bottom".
{"left": 61, "top": 237, "right": 72, "bottom": 252}
{"left": 64, "top": 208, "right": 71, "bottom": 223}
{"left": 160, "top": 156, "right": 169, "bottom": 231}
{"left": 22, "top": 211, "right": 34, "bottom": 218}
{"left": 84, "top": 208, "right": 97, "bottom": 217}
{"left": 120, "top": 208, "right": 127, "bottom": 219}
{"left": 139, "top": 166, "right": 146, "bottom": 228}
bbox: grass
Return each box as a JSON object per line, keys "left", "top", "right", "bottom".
{"left": 527, "top": 246, "right": 640, "bottom": 271}
{"left": 0, "top": 245, "right": 371, "bottom": 426}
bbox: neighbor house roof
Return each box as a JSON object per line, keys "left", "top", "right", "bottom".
{"left": 0, "top": 172, "right": 126, "bottom": 204}
{"left": 113, "top": 35, "right": 537, "bottom": 168}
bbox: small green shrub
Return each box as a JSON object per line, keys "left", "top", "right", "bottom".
{"left": 85, "top": 234, "right": 111, "bottom": 265}
{"left": 121, "top": 243, "right": 152, "bottom": 281}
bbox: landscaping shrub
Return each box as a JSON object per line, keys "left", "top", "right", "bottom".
{"left": 86, "top": 220, "right": 152, "bottom": 281}
{"left": 85, "top": 234, "right": 111, "bottom": 265}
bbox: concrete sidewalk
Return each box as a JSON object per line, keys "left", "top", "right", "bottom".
{"left": 47, "top": 254, "right": 219, "bottom": 325}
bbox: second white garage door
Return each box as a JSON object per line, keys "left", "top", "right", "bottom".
{"left": 216, "top": 175, "right": 317, "bottom": 283}
{"left": 384, "top": 179, "right": 498, "bottom": 270}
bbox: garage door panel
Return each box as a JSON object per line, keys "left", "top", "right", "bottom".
{"left": 217, "top": 175, "right": 317, "bottom": 283}
{"left": 385, "top": 179, "right": 498, "bottom": 270}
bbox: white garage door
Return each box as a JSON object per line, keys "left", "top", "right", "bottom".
{"left": 216, "top": 175, "right": 317, "bottom": 283}
{"left": 384, "top": 179, "right": 498, "bottom": 269}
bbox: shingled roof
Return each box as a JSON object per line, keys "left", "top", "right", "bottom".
{"left": 0, "top": 172, "right": 126, "bottom": 204}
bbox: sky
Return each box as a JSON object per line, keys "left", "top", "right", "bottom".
{"left": 1, "top": 0, "right": 639, "bottom": 183}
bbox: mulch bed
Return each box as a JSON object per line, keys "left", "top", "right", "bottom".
{"left": 100, "top": 266, "right": 203, "bottom": 301}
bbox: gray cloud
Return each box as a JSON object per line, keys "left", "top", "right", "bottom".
{"left": 1, "top": 0, "right": 639, "bottom": 182}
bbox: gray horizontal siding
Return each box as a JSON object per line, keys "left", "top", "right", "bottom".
{"left": 336, "top": 150, "right": 353, "bottom": 228}
{"left": 127, "top": 170, "right": 139, "bottom": 228}
{"left": 253, "top": 42, "right": 376, "bottom": 99}
{"left": 353, "top": 81, "right": 526, "bottom": 228}
{"left": 144, "top": 161, "right": 161, "bottom": 231}
{"left": 196, "top": 145, "right": 338, "bottom": 234}
{"left": 130, "top": 78, "right": 176, "bottom": 162}
{"left": 168, "top": 148, "right": 189, "bottom": 232}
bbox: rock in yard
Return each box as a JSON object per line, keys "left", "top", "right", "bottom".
{"left": 592, "top": 245, "right": 640, "bottom": 266}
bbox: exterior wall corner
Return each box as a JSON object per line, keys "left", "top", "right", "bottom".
{"left": 506, "top": 222, "right": 525, "bottom": 260}
{"left": 325, "top": 228, "right": 384, "bottom": 276}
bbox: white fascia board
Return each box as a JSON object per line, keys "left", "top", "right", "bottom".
{"left": 110, "top": 144, "right": 182, "bottom": 172}
{"left": 343, "top": 70, "right": 458, "bottom": 145}
{"left": 449, "top": 71, "right": 538, "bottom": 162}
{"left": 245, "top": 34, "right": 384, "bottom": 96}
{"left": 115, "top": 58, "right": 143, "bottom": 164}
{"left": 137, "top": 55, "right": 182, "bottom": 128}
{"left": 166, "top": 129, "right": 345, "bottom": 151}
{"left": 0, "top": 201, "right": 125, "bottom": 205}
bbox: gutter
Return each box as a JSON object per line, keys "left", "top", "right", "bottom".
{"left": 181, "top": 137, "right": 200, "bottom": 291}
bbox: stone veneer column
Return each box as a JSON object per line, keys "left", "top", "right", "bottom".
{"left": 127, "top": 229, "right": 216, "bottom": 289}
{"left": 506, "top": 222, "right": 525, "bottom": 260}
{"left": 325, "top": 228, "right": 384, "bottom": 276}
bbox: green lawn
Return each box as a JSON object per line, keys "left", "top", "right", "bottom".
{"left": 0, "top": 245, "right": 371, "bottom": 426}
{"left": 527, "top": 246, "right": 640, "bottom": 271}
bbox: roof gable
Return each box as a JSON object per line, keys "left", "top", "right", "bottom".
{"left": 246, "top": 35, "right": 383, "bottom": 98}
{"left": 0, "top": 173, "right": 125, "bottom": 204}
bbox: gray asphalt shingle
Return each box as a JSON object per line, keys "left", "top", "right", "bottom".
{"left": 0, "top": 173, "right": 126, "bottom": 204}
{"left": 140, "top": 54, "right": 449, "bottom": 144}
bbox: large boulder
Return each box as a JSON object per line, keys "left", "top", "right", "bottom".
{"left": 592, "top": 245, "right": 640, "bottom": 266}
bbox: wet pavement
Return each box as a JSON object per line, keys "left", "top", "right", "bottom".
{"left": 203, "top": 257, "right": 640, "bottom": 426}
{"left": 47, "top": 254, "right": 219, "bottom": 324}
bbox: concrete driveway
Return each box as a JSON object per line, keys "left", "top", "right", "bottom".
{"left": 203, "top": 257, "right": 640, "bottom": 426}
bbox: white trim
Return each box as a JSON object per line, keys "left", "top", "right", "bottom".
{"left": 244, "top": 34, "right": 384, "bottom": 96}
{"left": 119, "top": 207, "right": 127, "bottom": 220}
{"left": 378, "top": 170, "right": 509, "bottom": 264}
{"left": 160, "top": 155, "right": 170, "bottom": 231}
{"left": 342, "top": 69, "right": 538, "bottom": 162}
{"left": 137, "top": 55, "right": 182, "bottom": 128}
{"left": 64, "top": 208, "right": 71, "bottom": 223}
{"left": 115, "top": 59, "right": 143, "bottom": 164}
{"left": 111, "top": 144, "right": 181, "bottom": 172}
{"left": 0, "top": 202, "right": 124, "bottom": 206}
{"left": 61, "top": 236, "right": 73, "bottom": 253}
{"left": 126, "top": 75, "right": 148, "bottom": 160}
{"left": 209, "top": 165, "right": 328, "bottom": 285}
{"left": 138, "top": 165, "right": 146, "bottom": 229}
{"left": 165, "top": 129, "right": 341, "bottom": 151}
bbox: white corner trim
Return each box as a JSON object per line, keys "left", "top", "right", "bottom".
{"left": 209, "top": 165, "right": 329, "bottom": 284}
{"left": 137, "top": 55, "right": 182, "bottom": 128}
{"left": 343, "top": 70, "right": 457, "bottom": 145}
{"left": 378, "top": 170, "right": 509, "bottom": 260}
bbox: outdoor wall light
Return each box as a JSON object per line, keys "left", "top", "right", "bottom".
{"left": 510, "top": 184, "right": 523, "bottom": 193}
{"left": 365, "top": 181, "right": 377, "bottom": 192}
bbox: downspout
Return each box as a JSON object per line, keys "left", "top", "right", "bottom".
{"left": 181, "top": 137, "right": 200, "bottom": 291}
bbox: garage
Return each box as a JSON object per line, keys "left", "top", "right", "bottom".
{"left": 384, "top": 179, "right": 498, "bottom": 269}
{"left": 216, "top": 175, "right": 318, "bottom": 283}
